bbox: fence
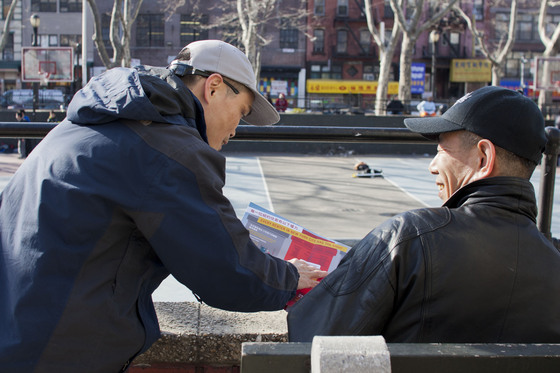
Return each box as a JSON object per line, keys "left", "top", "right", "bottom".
{"left": 1, "top": 122, "right": 558, "bottom": 242}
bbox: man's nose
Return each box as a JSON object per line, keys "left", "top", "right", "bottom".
{"left": 428, "top": 158, "right": 438, "bottom": 174}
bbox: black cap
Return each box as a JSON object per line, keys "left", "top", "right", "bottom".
{"left": 404, "top": 86, "right": 547, "bottom": 164}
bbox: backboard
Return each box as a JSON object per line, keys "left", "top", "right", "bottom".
{"left": 22, "top": 47, "right": 74, "bottom": 83}
{"left": 534, "top": 56, "right": 560, "bottom": 92}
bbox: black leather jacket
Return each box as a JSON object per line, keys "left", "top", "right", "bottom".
{"left": 288, "top": 177, "right": 560, "bottom": 343}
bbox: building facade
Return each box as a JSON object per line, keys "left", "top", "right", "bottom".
{"left": 0, "top": 0, "right": 559, "bottom": 110}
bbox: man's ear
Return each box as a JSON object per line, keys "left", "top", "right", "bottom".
{"left": 476, "top": 139, "right": 496, "bottom": 178}
{"left": 203, "top": 74, "right": 224, "bottom": 100}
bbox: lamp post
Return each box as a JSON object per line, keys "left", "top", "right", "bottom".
{"left": 30, "top": 14, "right": 40, "bottom": 46}
{"left": 30, "top": 14, "right": 40, "bottom": 119}
{"left": 520, "top": 54, "right": 528, "bottom": 94}
{"left": 430, "top": 30, "right": 440, "bottom": 99}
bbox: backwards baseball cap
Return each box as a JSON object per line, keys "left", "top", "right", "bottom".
{"left": 404, "top": 86, "right": 547, "bottom": 164}
{"left": 168, "top": 40, "right": 279, "bottom": 126}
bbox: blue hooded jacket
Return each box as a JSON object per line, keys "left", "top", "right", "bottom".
{"left": 0, "top": 66, "right": 298, "bottom": 372}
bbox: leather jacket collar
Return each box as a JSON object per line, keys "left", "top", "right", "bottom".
{"left": 444, "top": 177, "right": 538, "bottom": 223}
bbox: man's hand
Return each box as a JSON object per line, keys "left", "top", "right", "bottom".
{"left": 289, "top": 258, "right": 329, "bottom": 290}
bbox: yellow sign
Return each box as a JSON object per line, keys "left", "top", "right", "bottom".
{"left": 450, "top": 59, "right": 492, "bottom": 82}
{"left": 307, "top": 79, "right": 399, "bottom": 95}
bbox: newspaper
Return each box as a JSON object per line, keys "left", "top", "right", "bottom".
{"left": 241, "top": 203, "right": 350, "bottom": 274}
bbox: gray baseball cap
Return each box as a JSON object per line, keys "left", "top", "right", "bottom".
{"left": 169, "top": 40, "right": 280, "bottom": 126}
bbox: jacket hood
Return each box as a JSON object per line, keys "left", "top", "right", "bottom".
{"left": 66, "top": 66, "right": 198, "bottom": 127}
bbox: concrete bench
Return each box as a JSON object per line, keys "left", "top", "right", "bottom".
{"left": 241, "top": 338, "right": 560, "bottom": 373}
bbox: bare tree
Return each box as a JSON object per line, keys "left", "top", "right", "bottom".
{"left": 86, "top": 0, "right": 144, "bottom": 68}
{"left": 391, "top": 0, "right": 460, "bottom": 102}
{"left": 454, "top": 0, "right": 518, "bottom": 87}
{"left": 209, "top": 0, "right": 307, "bottom": 82}
{"left": 536, "top": 0, "right": 560, "bottom": 109}
{"left": 236, "top": 0, "right": 278, "bottom": 82}
{"left": 364, "top": 0, "right": 403, "bottom": 115}
{"left": 0, "top": 0, "right": 19, "bottom": 54}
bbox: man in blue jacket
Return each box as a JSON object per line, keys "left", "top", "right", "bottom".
{"left": 0, "top": 40, "right": 325, "bottom": 372}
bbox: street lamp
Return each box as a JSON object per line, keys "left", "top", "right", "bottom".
{"left": 30, "top": 14, "right": 40, "bottom": 120}
{"left": 520, "top": 54, "right": 528, "bottom": 93}
{"left": 30, "top": 14, "right": 40, "bottom": 47}
{"left": 430, "top": 30, "right": 440, "bottom": 99}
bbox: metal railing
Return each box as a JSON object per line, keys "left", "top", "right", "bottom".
{"left": 2, "top": 122, "right": 558, "bottom": 242}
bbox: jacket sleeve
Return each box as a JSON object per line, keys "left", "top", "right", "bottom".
{"left": 287, "top": 225, "right": 398, "bottom": 341}
{"left": 131, "top": 127, "right": 298, "bottom": 312}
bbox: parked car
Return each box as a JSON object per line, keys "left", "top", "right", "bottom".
{"left": 2, "top": 89, "right": 66, "bottom": 110}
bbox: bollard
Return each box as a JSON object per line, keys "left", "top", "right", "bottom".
{"left": 311, "top": 336, "right": 390, "bottom": 373}
{"left": 537, "top": 126, "right": 560, "bottom": 241}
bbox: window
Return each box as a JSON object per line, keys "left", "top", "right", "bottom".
{"left": 101, "top": 14, "right": 113, "bottom": 52}
{"left": 384, "top": 29, "right": 392, "bottom": 48}
{"left": 473, "top": 0, "right": 484, "bottom": 21}
{"left": 49, "top": 34, "right": 58, "bottom": 46}
{"left": 363, "top": 65, "right": 374, "bottom": 81}
{"left": 60, "top": 0, "right": 81, "bottom": 12}
{"left": 449, "top": 32, "right": 460, "bottom": 47}
{"left": 494, "top": 12, "right": 509, "bottom": 41}
{"left": 336, "top": 29, "right": 347, "bottom": 54}
{"left": 38, "top": 34, "right": 48, "bottom": 47}
{"left": 314, "top": 0, "right": 325, "bottom": 16}
{"left": 359, "top": 29, "right": 371, "bottom": 54}
{"left": 337, "top": 0, "right": 348, "bottom": 16}
{"left": 222, "top": 25, "right": 241, "bottom": 47}
{"left": 313, "top": 29, "right": 324, "bottom": 53}
{"left": 31, "top": 0, "right": 56, "bottom": 12}
{"left": 2, "top": 0, "right": 10, "bottom": 20}
{"left": 546, "top": 14, "right": 560, "bottom": 36}
{"left": 331, "top": 64, "right": 342, "bottom": 79}
{"left": 136, "top": 14, "right": 164, "bottom": 47}
{"left": 383, "top": 0, "right": 394, "bottom": 18}
{"left": 2, "top": 32, "right": 13, "bottom": 60}
{"left": 504, "top": 51, "right": 530, "bottom": 79}
{"left": 517, "top": 14, "right": 534, "bottom": 41}
{"left": 279, "top": 18, "right": 298, "bottom": 49}
{"left": 180, "top": 14, "right": 208, "bottom": 46}
{"left": 60, "top": 34, "right": 81, "bottom": 47}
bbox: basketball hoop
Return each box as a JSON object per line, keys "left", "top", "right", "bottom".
{"left": 21, "top": 47, "right": 73, "bottom": 83}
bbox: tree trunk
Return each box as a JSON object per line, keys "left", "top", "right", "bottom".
{"left": 398, "top": 33, "right": 414, "bottom": 101}
{"left": 0, "top": 0, "right": 19, "bottom": 54}
{"left": 375, "top": 53, "right": 394, "bottom": 115}
{"left": 537, "top": 0, "right": 560, "bottom": 112}
{"left": 491, "top": 65, "right": 503, "bottom": 87}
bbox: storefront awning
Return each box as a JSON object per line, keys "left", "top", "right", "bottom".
{"left": 307, "top": 79, "right": 399, "bottom": 95}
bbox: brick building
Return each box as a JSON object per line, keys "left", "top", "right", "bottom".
{"left": 1, "top": 0, "right": 559, "bottom": 108}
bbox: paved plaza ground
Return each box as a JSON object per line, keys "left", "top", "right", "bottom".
{"left": 0, "top": 152, "right": 558, "bottom": 302}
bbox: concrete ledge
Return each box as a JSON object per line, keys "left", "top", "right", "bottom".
{"left": 132, "top": 302, "right": 288, "bottom": 367}
{"left": 241, "top": 342, "right": 560, "bottom": 373}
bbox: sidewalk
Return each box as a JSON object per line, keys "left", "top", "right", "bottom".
{"left": 0, "top": 153, "right": 24, "bottom": 191}
{"left": 0, "top": 153, "right": 24, "bottom": 176}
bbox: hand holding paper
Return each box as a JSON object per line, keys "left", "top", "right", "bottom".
{"left": 288, "top": 258, "right": 328, "bottom": 289}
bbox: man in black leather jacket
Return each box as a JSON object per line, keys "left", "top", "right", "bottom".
{"left": 288, "top": 86, "right": 560, "bottom": 343}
